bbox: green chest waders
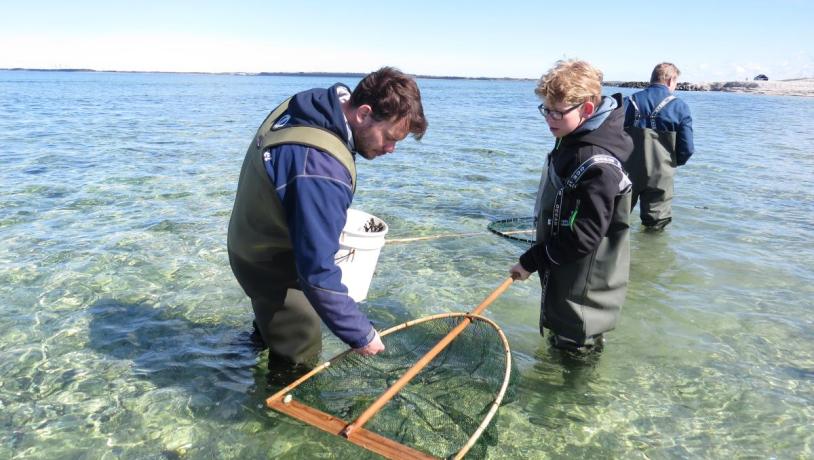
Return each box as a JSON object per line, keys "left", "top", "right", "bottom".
{"left": 624, "top": 95, "right": 678, "bottom": 228}
{"left": 535, "top": 154, "right": 632, "bottom": 344}
{"left": 227, "top": 98, "right": 357, "bottom": 365}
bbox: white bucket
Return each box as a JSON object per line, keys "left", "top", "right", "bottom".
{"left": 335, "top": 208, "right": 388, "bottom": 302}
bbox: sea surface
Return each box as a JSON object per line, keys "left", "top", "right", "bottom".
{"left": 1, "top": 70, "right": 812, "bottom": 459}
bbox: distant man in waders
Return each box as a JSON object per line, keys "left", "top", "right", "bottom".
{"left": 623, "top": 62, "right": 695, "bottom": 230}
{"left": 227, "top": 67, "right": 427, "bottom": 370}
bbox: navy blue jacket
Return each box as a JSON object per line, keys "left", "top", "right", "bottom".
{"left": 263, "top": 84, "right": 376, "bottom": 349}
{"left": 623, "top": 84, "right": 695, "bottom": 165}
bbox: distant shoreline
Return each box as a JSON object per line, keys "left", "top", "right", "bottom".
{"left": 4, "top": 68, "right": 813, "bottom": 96}
{"left": 0, "top": 67, "right": 533, "bottom": 82}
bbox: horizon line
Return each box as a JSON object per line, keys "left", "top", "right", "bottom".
{"left": 0, "top": 67, "right": 536, "bottom": 82}
{"left": 4, "top": 67, "right": 810, "bottom": 85}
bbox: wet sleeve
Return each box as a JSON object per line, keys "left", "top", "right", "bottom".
{"left": 274, "top": 147, "right": 375, "bottom": 348}
{"left": 519, "top": 244, "right": 544, "bottom": 274}
{"left": 676, "top": 101, "right": 695, "bottom": 166}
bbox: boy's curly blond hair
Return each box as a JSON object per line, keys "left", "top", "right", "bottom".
{"left": 535, "top": 59, "right": 603, "bottom": 105}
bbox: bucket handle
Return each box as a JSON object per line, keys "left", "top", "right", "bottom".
{"left": 334, "top": 248, "right": 356, "bottom": 263}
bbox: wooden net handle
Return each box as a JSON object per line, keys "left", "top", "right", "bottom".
{"left": 341, "top": 276, "right": 515, "bottom": 438}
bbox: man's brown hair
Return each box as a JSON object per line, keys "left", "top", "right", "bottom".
{"left": 650, "top": 62, "right": 680, "bottom": 84}
{"left": 351, "top": 67, "right": 428, "bottom": 140}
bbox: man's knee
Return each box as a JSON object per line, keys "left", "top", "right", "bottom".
{"left": 252, "top": 290, "right": 322, "bottom": 365}
{"left": 643, "top": 217, "right": 672, "bottom": 231}
{"left": 548, "top": 332, "right": 605, "bottom": 354}
{"left": 639, "top": 190, "right": 672, "bottom": 224}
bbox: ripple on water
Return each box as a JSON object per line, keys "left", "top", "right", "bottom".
{"left": 2, "top": 72, "right": 813, "bottom": 458}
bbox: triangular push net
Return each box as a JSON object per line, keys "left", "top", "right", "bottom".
{"left": 487, "top": 216, "right": 536, "bottom": 246}
{"left": 266, "top": 278, "right": 514, "bottom": 459}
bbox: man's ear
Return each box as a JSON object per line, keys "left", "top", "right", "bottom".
{"left": 355, "top": 104, "right": 373, "bottom": 124}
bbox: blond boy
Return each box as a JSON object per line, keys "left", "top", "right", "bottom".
{"left": 510, "top": 60, "right": 633, "bottom": 352}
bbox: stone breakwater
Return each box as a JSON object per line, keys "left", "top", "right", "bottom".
{"left": 606, "top": 81, "right": 758, "bottom": 91}
{"left": 605, "top": 78, "right": 814, "bottom": 97}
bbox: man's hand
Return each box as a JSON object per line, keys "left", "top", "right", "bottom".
{"left": 510, "top": 263, "right": 531, "bottom": 281}
{"left": 354, "top": 329, "right": 385, "bottom": 356}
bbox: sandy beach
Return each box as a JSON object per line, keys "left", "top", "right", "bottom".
{"left": 727, "top": 78, "right": 814, "bottom": 97}
{"left": 608, "top": 77, "right": 814, "bottom": 97}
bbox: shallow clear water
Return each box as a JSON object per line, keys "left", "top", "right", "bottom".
{"left": 1, "top": 70, "right": 812, "bottom": 458}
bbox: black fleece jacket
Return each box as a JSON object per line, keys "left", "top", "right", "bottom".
{"left": 520, "top": 93, "right": 633, "bottom": 273}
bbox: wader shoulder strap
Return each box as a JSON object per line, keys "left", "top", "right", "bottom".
{"left": 551, "top": 155, "right": 627, "bottom": 237}
{"left": 563, "top": 155, "right": 623, "bottom": 189}
{"left": 257, "top": 97, "right": 293, "bottom": 135}
{"left": 628, "top": 96, "right": 641, "bottom": 123}
{"left": 648, "top": 95, "right": 677, "bottom": 129}
{"left": 254, "top": 98, "right": 357, "bottom": 193}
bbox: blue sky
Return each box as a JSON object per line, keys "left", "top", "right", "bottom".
{"left": 1, "top": 0, "right": 812, "bottom": 82}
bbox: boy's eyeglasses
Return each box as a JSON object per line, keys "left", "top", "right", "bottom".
{"left": 538, "top": 102, "right": 583, "bottom": 120}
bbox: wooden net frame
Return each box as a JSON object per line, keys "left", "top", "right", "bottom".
{"left": 266, "top": 277, "right": 515, "bottom": 459}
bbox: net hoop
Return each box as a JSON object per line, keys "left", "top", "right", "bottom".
{"left": 267, "top": 312, "right": 513, "bottom": 459}
{"left": 487, "top": 216, "right": 536, "bottom": 244}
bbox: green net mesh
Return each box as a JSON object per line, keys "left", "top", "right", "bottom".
{"left": 286, "top": 315, "right": 512, "bottom": 458}
{"left": 487, "top": 217, "right": 536, "bottom": 246}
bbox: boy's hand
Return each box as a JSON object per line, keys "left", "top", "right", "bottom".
{"left": 510, "top": 263, "right": 531, "bottom": 281}
{"left": 354, "top": 329, "right": 385, "bottom": 356}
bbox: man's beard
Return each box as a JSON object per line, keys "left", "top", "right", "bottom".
{"left": 353, "top": 130, "right": 378, "bottom": 160}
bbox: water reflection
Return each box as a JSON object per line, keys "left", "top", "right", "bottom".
{"left": 3, "top": 72, "right": 813, "bottom": 457}
{"left": 87, "top": 299, "right": 268, "bottom": 421}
